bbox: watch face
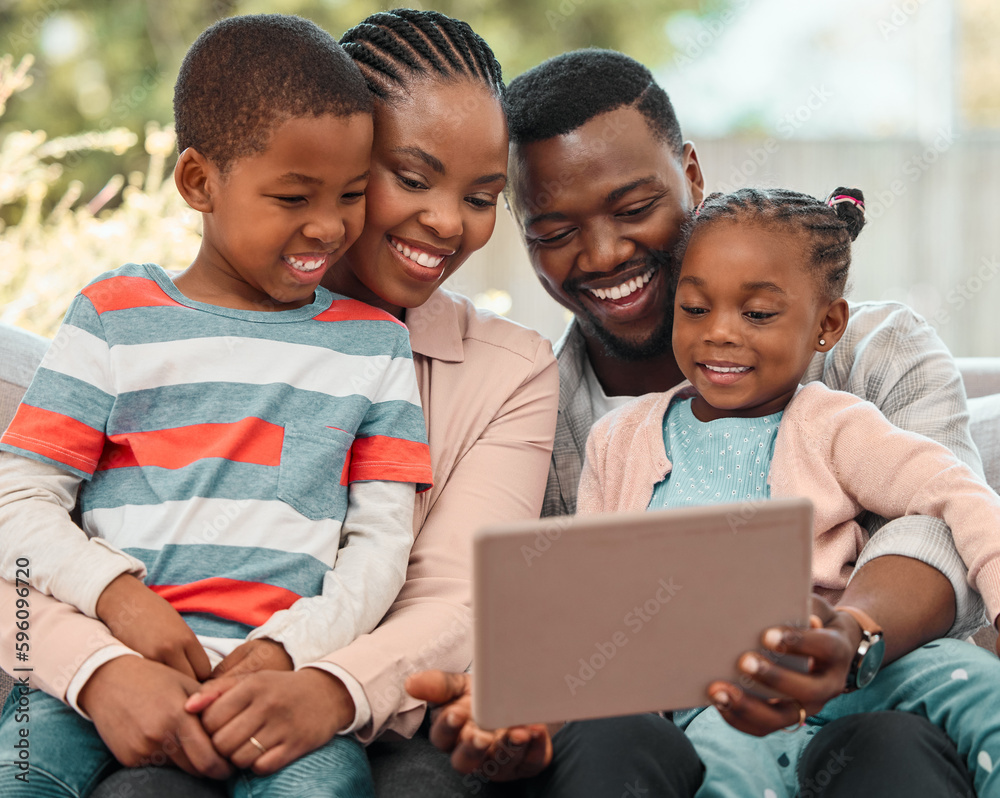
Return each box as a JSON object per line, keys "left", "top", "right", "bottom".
{"left": 856, "top": 636, "right": 886, "bottom": 689}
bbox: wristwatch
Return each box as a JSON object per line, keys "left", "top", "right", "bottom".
{"left": 834, "top": 605, "right": 885, "bottom": 692}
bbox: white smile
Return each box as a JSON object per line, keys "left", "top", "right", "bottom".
{"left": 587, "top": 268, "right": 654, "bottom": 300}
{"left": 391, "top": 237, "right": 448, "bottom": 269}
{"left": 703, "top": 364, "right": 752, "bottom": 373}
{"left": 283, "top": 255, "right": 327, "bottom": 273}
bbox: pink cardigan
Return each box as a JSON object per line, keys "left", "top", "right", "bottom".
{"left": 579, "top": 382, "right": 1000, "bottom": 621}
{"left": 0, "top": 290, "right": 559, "bottom": 741}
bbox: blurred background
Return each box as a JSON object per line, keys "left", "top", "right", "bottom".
{"left": 2, "top": 0, "right": 999, "bottom": 354}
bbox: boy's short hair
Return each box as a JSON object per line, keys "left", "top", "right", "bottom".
{"left": 505, "top": 48, "right": 683, "bottom": 156}
{"left": 174, "top": 14, "right": 373, "bottom": 173}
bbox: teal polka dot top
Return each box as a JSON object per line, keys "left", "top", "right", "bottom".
{"left": 647, "top": 397, "right": 783, "bottom": 510}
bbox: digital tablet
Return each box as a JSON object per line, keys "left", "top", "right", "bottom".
{"left": 472, "top": 497, "right": 813, "bottom": 729}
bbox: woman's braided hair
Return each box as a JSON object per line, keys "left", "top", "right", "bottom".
{"left": 340, "top": 8, "right": 504, "bottom": 102}
{"left": 686, "top": 187, "right": 866, "bottom": 300}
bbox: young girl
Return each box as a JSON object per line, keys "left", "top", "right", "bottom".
{"left": 579, "top": 186, "right": 1000, "bottom": 796}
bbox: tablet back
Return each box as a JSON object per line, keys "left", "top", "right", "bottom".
{"left": 472, "top": 497, "right": 813, "bottom": 728}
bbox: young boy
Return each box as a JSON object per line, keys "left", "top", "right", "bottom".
{"left": 0, "top": 15, "right": 431, "bottom": 797}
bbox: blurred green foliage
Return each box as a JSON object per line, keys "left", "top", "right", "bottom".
{"left": 0, "top": 57, "right": 201, "bottom": 335}
{"left": 0, "top": 0, "right": 727, "bottom": 332}
{"left": 1, "top": 0, "right": 720, "bottom": 211}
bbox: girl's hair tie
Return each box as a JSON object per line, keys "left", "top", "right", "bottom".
{"left": 694, "top": 198, "right": 706, "bottom": 217}
{"left": 826, "top": 193, "right": 865, "bottom": 220}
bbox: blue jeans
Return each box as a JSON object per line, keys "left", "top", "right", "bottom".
{"left": 682, "top": 638, "right": 997, "bottom": 797}
{"left": 0, "top": 687, "right": 374, "bottom": 798}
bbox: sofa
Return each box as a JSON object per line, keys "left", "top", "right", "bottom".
{"left": 1, "top": 324, "right": 1000, "bottom": 705}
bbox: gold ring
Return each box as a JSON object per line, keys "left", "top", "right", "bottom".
{"left": 781, "top": 702, "right": 808, "bottom": 733}
{"left": 248, "top": 735, "right": 267, "bottom": 756}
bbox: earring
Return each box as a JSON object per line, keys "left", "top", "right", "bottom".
{"left": 819, "top": 338, "right": 826, "bottom": 346}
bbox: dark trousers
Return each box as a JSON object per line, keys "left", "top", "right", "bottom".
{"left": 368, "top": 713, "right": 703, "bottom": 798}
{"left": 798, "top": 711, "right": 975, "bottom": 798}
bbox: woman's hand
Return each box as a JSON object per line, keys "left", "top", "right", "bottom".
{"left": 185, "top": 668, "right": 355, "bottom": 775}
{"left": 406, "top": 670, "right": 554, "bottom": 781}
{"left": 707, "top": 595, "right": 859, "bottom": 736}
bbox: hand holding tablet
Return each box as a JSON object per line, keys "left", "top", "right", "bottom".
{"left": 473, "top": 498, "right": 813, "bottom": 728}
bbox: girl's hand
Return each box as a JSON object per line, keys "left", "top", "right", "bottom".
{"left": 707, "top": 595, "right": 858, "bottom": 736}
{"left": 187, "top": 668, "right": 356, "bottom": 774}
{"left": 406, "top": 670, "right": 554, "bottom": 781}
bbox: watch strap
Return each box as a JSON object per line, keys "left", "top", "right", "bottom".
{"left": 834, "top": 605, "right": 883, "bottom": 637}
{"left": 834, "top": 604, "right": 885, "bottom": 692}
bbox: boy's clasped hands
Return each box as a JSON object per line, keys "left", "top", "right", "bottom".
{"left": 78, "top": 573, "right": 353, "bottom": 779}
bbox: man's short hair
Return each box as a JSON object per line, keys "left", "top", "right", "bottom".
{"left": 174, "top": 14, "right": 372, "bottom": 173}
{"left": 505, "top": 48, "right": 683, "bottom": 155}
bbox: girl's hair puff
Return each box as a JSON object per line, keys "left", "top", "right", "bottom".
{"left": 340, "top": 9, "right": 504, "bottom": 103}
{"left": 685, "top": 186, "right": 866, "bottom": 301}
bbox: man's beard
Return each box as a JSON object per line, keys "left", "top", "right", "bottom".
{"left": 572, "top": 248, "right": 677, "bottom": 363}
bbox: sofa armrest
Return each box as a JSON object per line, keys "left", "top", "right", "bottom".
{"left": 965, "top": 381, "right": 1000, "bottom": 653}
{"left": 969, "top": 395, "right": 1000, "bottom": 495}
{"left": 0, "top": 323, "right": 48, "bottom": 431}
{"left": 957, "top": 357, "right": 1000, "bottom": 399}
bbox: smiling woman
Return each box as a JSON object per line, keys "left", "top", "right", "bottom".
{"left": 325, "top": 79, "right": 508, "bottom": 316}
{"left": 74, "top": 8, "right": 560, "bottom": 798}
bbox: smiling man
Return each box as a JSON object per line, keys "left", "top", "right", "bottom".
{"left": 436, "top": 47, "right": 989, "bottom": 795}
{"left": 504, "top": 49, "right": 704, "bottom": 518}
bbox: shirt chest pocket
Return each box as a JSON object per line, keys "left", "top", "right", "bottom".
{"left": 277, "top": 424, "right": 354, "bottom": 521}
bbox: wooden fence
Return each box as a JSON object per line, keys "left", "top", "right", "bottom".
{"left": 452, "top": 136, "right": 1000, "bottom": 357}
